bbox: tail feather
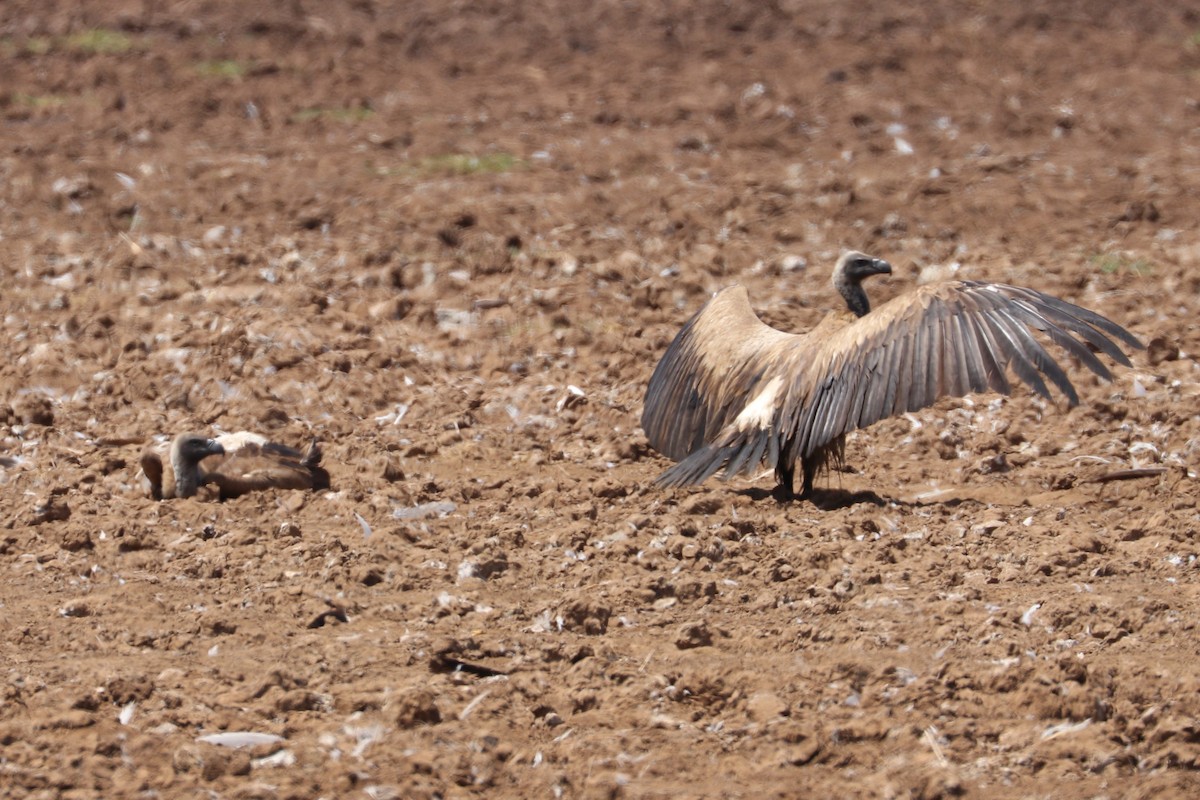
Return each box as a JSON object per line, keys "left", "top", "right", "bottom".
{"left": 655, "top": 427, "right": 775, "bottom": 488}
{"left": 655, "top": 444, "right": 736, "bottom": 487}
{"left": 301, "top": 439, "right": 323, "bottom": 469}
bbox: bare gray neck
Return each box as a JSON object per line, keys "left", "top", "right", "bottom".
{"left": 170, "top": 448, "right": 201, "bottom": 498}
{"left": 837, "top": 279, "right": 871, "bottom": 318}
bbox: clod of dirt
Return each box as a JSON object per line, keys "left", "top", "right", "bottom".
{"left": 307, "top": 608, "right": 349, "bottom": 628}
{"left": 681, "top": 495, "right": 724, "bottom": 515}
{"left": 13, "top": 396, "right": 53, "bottom": 425}
{"left": 746, "top": 691, "right": 789, "bottom": 722}
{"left": 30, "top": 494, "right": 70, "bottom": 525}
{"left": 557, "top": 598, "right": 612, "bottom": 634}
{"left": 675, "top": 621, "right": 715, "bottom": 649}
{"left": 58, "top": 528, "right": 92, "bottom": 552}
{"left": 59, "top": 601, "right": 91, "bottom": 618}
{"left": 1146, "top": 336, "right": 1180, "bottom": 366}
{"left": 392, "top": 688, "right": 443, "bottom": 728}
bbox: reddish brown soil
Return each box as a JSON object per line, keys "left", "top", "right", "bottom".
{"left": 2, "top": 2, "right": 1199, "bottom": 798}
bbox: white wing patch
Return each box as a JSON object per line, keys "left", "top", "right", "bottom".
{"left": 734, "top": 376, "right": 784, "bottom": 432}
{"left": 216, "top": 431, "right": 269, "bottom": 450}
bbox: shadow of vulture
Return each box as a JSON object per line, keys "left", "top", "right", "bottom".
{"left": 141, "top": 431, "right": 330, "bottom": 500}
{"left": 642, "top": 251, "right": 1144, "bottom": 503}
{"left": 735, "top": 485, "right": 889, "bottom": 509}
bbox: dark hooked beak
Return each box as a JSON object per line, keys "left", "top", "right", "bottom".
{"left": 205, "top": 440, "right": 226, "bottom": 457}
{"left": 869, "top": 258, "right": 893, "bottom": 276}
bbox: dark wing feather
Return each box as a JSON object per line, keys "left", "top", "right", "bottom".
{"left": 994, "top": 284, "right": 1140, "bottom": 360}
{"left": 963, "top": 311, "right": 1012, "bottom": 395}
{"left": 784, "top": 281, "right": 1141, "bottom": 463}
{"left": 651, "top": 280, "right": 1142, "bottom": 488}
{"left": 889, "top": 325, "right": 916, "bottom": 421}
{"left": 981, "top": 309, "right": 1054, "bottom": 401}
{"left": 950, "top": 313, "right": 988, "bottom": 395}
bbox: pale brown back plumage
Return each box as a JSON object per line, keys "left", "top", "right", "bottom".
{"left": 202, "top": 437, "right": 329, "bottom": 500}
{"left": 641, "top": 251, "right": 1143, "bottom": 500}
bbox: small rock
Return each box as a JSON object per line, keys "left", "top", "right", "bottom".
{"left": 59, "top": 602, "right": 92, "bottom": 618}
{"left": 779, "top": 254, "right": 807, "bottom": 272}
{"left": 59, "top": 529, "right": 93, "bottom": 552}
{"left": 355, "top": 566, "right": 385, "bottom": 586}
{"left": 592, "top": 478, "right": 627, "bottom": 499}
{"left": 558, "top": 598, "right": 611, "bottom": 635}
{"left": 14, "top": 396, "right": 54, "bottom": 425}
{"left": 978, "top": 453, "right": 1008, "bottom": 474}
{"left": 52, "top": 175, "right": 92, "bottom": 199}
{"left": 173, "top": 744, "right": 205, "bottom": 775}
{"left": 45, "top": 710, "right": 94, "bottom": 729}
{"left": 393, "top": 689, "right": 442, "bottom": 728}
{"left": 1146, "top": 336, "right": 1179, "bottom": 366}
{"left": 747, "top": 691, "right": 789, "bottom": 722}
{"left": 681, "top": 495, "right": 723, "bottom": 515}
{"left": 307, "top": 608, "right": 348, "bottom": 628}
{"left": 675, "top": 621, "right": 714, "bottom": 649}
{"left": 275, "top": 690, "right": 321, "bottom": 712}
{"left": 381, "top": 460, "right": 406, "bottom": 483}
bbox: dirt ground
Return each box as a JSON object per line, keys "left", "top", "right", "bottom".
{"left": 2, "top": 1, "right": 1199, "bottom": 798}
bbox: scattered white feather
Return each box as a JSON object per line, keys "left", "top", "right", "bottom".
{"left": 253, "top": 749, "right": 296, "bottom": 768}
{"left": 458, "top": 690, "right": 492, "bottom": 721}
{"left": 1041, "top": 718, "right": 1092, "bottom": 740}
{"left": 197, "top": 731, "right": 285, "bottom": 749}
{"left": 374, "top": 403, "right": 410, "bottom": 425}
{"left": 393, "top": 501, "right": 456, "bottom": 520}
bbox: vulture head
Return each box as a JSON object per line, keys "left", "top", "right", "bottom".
{"left": 168, "top": 433, "right": 225, "bottom": 499}
{"left": 832, "top": 251, "right": 893, "bottom": 318}
{"left": 140, "top": 432, "right": 225, "bottom": 500}
{"left": 641, "top": 249, "right": 1143, "bottom": 503}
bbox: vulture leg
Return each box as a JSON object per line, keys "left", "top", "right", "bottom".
{"left": 774, "top": 461, "right": 796, "bottom": 501}
{"left": 798, "top": 454, "right": 819, "bottom": 500}
{"left": 798, "top": 435, "right": 845, "bottom": 500}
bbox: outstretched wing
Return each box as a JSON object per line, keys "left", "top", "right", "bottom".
{"left": 641, "top": 285, "right": 801, "bottom": 461}
{"left": 655, "top": 280, "right": 1143, "bottom": 487}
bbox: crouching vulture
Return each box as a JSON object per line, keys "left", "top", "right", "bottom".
{"left": 141, "top": 431, "right": 330, "bottom": 500}
{"left": 641, "top": 251, "right": 1143, "bottom": 501}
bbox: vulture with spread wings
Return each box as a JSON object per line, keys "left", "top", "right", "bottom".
{"left": 141, "top": 431, "right": 330, "bottom": 500}
{"left": 641, "top": 251, "right": 1143, "bottom": 501}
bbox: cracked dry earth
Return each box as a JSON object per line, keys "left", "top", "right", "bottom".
{"left": 2, "top": 2, "right": 1200, "bottom": 798}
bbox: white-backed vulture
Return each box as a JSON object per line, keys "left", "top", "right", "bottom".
{"left": 141, "top": 431, "right": 330, "bottom": 500}
{"left": 641, "top": 251, "right": 1143, "bottom": 501}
